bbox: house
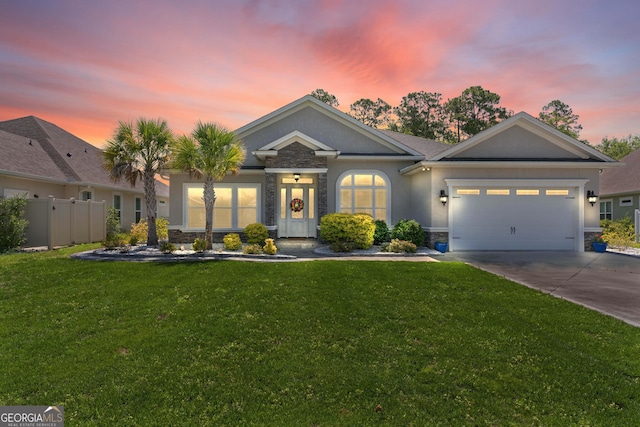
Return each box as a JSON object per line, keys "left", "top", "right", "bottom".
{"left": 0, "top": 116, "right": 170, "bottom": 231}
{"left": 599, "top": 148, "right": 640, "bottom": 221}
{"left": 168, "top": 95, "right": 618, "bottom": 251}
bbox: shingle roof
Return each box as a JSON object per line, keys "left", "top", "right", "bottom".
{"left": 0, "top": 116, "right": 169, "bottom": 197}
{"left": 379, "top": 130, "right": 451, "bottom": 158}
{"left": 600, "top": 148, "right": 640, "bottom": 196}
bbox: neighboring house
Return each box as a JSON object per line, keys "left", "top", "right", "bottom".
{"left": 599, "top": 148, "right": 640, "bottom": 221}
{"left": 0, "top": 116, "right": 170, "bottom": 231}
{"left": 168, "top": 95, "right": 618, "bottom": 251}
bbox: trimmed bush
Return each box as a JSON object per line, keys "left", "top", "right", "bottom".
{"left": 373, "top": 220, "right": 390, "bottom": 245}
{"left": 386, "top": 239, "right": 417, "bottom": 253}
{"left": 160, "top": 241, "right": 176, "bottom": 254}
{"left": 244, "top": 223, "right": 268, "bottom": 244}
{"left": 104, "top": 233, "right": 128, "bottom": 250}
{"left": 263, "top": 238, "right": 278, "bottom": 255}
{"left": 130, "top": 218, "right": 169, "bottom": 243}
{"left": 601, "top": 217, "right": 636, "bottom": 247}
{"left": 243, "top": 244, "right": 263, "bottom": 254}
{"left": 192, "top": 238, "right": 207, "bottom": 253}
{"left": 223, "top": 233, "right": 242, "bottom": 251}
{"left": 0, "top": 196, "right": 28, "bottom": 252}
{"left": 320, "top": 213, "right": 375, "bottom": 250}
{"left": 390, "top": 219, "right": 425, "bottom": 247}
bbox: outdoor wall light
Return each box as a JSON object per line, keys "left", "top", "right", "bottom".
{"left": 587, "top": 190, "right": 598, "bottom": 206}
{"left": 439, "top": 190, "right": 448, "bottom": 206}
{"left": 293, "top": 173, "right": 300, "bottom": 182}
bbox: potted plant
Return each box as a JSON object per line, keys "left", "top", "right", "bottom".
{"left": 592, "top": 234, "right": 607, "bottom": 253}
{"left": 435, "top": 240, "right": 448, "bottom": 253}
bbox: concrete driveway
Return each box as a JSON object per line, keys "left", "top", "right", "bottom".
{"left": 440, "top": 251, "right": 640, "bottom": 328}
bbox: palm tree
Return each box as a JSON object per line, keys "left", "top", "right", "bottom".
{"left": 103, "top": 118, "right": 173, "bottom": 246}
{"left": 172, "top": 121, "right": 245, "bottom": 249}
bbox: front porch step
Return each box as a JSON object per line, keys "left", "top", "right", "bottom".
{"left": 275, "top": 238, "right": 320, "bottom": 250}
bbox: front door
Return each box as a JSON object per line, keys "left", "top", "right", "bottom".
{"left": 278, "top": 182, "right": 316, "bottom": 238}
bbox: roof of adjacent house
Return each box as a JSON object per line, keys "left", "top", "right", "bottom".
{"left": 0, "top": 116, "right": 169, "bottom": 198}
{"left": 600, "top": 148, "right": 640, "bottom": 196}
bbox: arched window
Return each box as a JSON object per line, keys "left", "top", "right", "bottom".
{"left": 337, "top": 171, "right": 389, "bottom": 222}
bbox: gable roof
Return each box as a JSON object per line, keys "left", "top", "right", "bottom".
{"left": 600, "top": 149, "right": 640, "bottom": 196}
{"left": 0, "top": 116, "right": 169, "bottom": 197}
{"left": 433, "top": 112, "right": 616, "bottom": 162}
{"left": 400, "top": 112, "right": 619, "bottom": 175}
{"left": 237, "top": 95, "right": 424, "bottom": 158}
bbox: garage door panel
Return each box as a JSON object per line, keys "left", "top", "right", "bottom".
{"left": 451, "top": 188, "right": 577, "bottom": 251}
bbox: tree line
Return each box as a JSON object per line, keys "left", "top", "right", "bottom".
{"left": 311, "top": 88, "right": 637, "bottom": 159}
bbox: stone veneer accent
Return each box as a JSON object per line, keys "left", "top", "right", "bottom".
{"left": 425, "top": 230, "right": 449, "bottom": 249}
{"left": 584, "top": 231, "right": 601, "bottom": 251}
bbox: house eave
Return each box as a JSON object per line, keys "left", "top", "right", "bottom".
{"left": 400, "top": 160, "right": 623, "bottom": 175}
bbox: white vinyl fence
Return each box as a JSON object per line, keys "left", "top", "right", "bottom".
{"left": 24, "top": 197, "right": 106, "bottom": 249}
{"left": 636, "top": 209, "right": 640, "bottom": 243}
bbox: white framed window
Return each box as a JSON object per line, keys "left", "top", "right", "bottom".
{"left": 80, "top": 191, "right": 92, "bottom": 201}
{"left": 600, "top": 199, "right": 612, "bottom": 220}
{"left": 619, "top": 197, "right": 633, "bottom": 207}
{"left": 113, "top": 194, "right": 122, "bottom": 224}
{"left": 3, "top": 188, "right": 29, "bottom": 198}
{"left": 185, "top": 184, "right": 260, "bottom": 229}
{"left": 337, "top": 170, "right": 389, "bottom": 222}
{"left": 135, "top": 197, "right": 142, "bottom": 223}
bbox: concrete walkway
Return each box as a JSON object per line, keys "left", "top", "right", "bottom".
{"left": 440, "top": 251, "right": 640, "bottom": 328}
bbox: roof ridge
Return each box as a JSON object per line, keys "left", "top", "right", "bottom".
{"left": 28, "top": 117, "right": 83, "bottom": 182}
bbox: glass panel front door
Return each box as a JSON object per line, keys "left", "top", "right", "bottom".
{"left": 277, "top": 181, "right": 317, "bottom": 238}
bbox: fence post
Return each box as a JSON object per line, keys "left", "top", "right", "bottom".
{"left": 47, "top": 196, "right": 55, "bottom": 250}
{"left": 635, "top": 209, "right": 639, "bottom": 243}
{"left": 70, "top": 198, "right": 76, "bottom": 245}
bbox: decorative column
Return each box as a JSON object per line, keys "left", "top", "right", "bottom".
{"left": 318, "top": 172, "right": 327, "bottom": 219}
{"left": 265, "top": 172, "right": 277, "bottom": 228}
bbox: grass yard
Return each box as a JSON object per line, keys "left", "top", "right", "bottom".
{"left": 1, "top": 245, "right": 639, "bottom": 426}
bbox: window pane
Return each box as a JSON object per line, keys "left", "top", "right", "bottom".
{"left": 374, "top": 208, "right": 386, "bottom": 221}
{"left": 216, "top": 188, "right": 232, "bottom": 207}
{"left": 341, "top": 175, "right": 352, "bottom": 186}
{"left": 340, "top": 189, "right": 352, "bottom": 209}
{"left": 213, "top": 208, "right": 232, "bottom": 228}
{"left": 188, "top": 188, "right": 204, "bottom": 207}
{"left": 355, "top": 189, "right": 373, "bottom": 208}
{"left": 354, "top": 174, "right": 372, "bottom": 186}
{"left": 457, "top": 189, "right": 480, "bottom": 195}
{"left": 374, "top": 174, "right": 385, "bottom": 186}
{"left": 135, "top": 198, "right": 141, "bottom": 210}
{"left": 375, "top": 189, "right": 386, "bottom": 207}
{"left": 546, "top": 189, "right": 569, "bottom": 196}
{"left": 188, "top": 207, "right": 205, "bottom": 228}
{"left": 308, "top": 188, "right": 315, "bottom": 219}
{"left": 238, "top": 188, "right": 257, "bottom": 207}
{"left": 281, "top": 188, "right": 287, "bottom": 219}
{"left": 516, "top": 189, "right": 539, "bottom": 196}
{"left": 113, "top": 195, "right": 121, "bottom": 209}
{"left": 487, "top": 189, "right": 510, "bottom": 195}
{"left": 238, "top": 208, "right": 257, "bottom": 228}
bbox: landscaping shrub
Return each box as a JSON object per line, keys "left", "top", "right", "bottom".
{"left": 192, "top": 238, "right": 207, "bottom": 253}
{"left": 223, "top": 233, "right": 242, "bottom": 251}
{"left": 320, "top": 213, "right": 375, "bottom": 250}
{"left": 244, "top": 223, "right": 268, "bottom": 244}
{"left": 130, "top": 217, "right": 169, "bottom": 243}
{"left": 160, "top": 241, "right": 176, "bottom": 254}
{"left": 373, "top": 220, "right": 390, "bottom": 245}
{"left": 104, "top": 233, "right": 128, "bottom": 250}
{"left": 128, "top": 234, "right": 139, "bottom": 246}
{"left": 390, "top": 219, "right": 425, "bottom": 247}
{"left": 386, "top": 238, "right": 417, "bottom": 253}
{"left": 263, "top": 238, "right": 277, "bottom": 255}
{"left": 601, "top": 217, "right": 637, "bottom": 247}
{"left": 242, "top": 244, "right": 263, "bottom": 254}
{"left": 106, "top": 207, "right": 121, "bottom": 238}
{"left": 0, "top": 195, "right": 28, "bottom": 252}
{"left": 330, "top": 240, "right": 355, "bottom": 253}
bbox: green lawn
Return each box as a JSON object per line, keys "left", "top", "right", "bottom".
{"left": 1, "top": 245, "right": 639, "bottom": 426}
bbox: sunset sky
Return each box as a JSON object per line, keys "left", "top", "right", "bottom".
{"left": 1, "top": 0, "right": 638, "bottom": 147}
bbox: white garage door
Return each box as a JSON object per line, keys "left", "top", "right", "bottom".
{"left": 450, "top": 186, "right": 577, "bottom": 251}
